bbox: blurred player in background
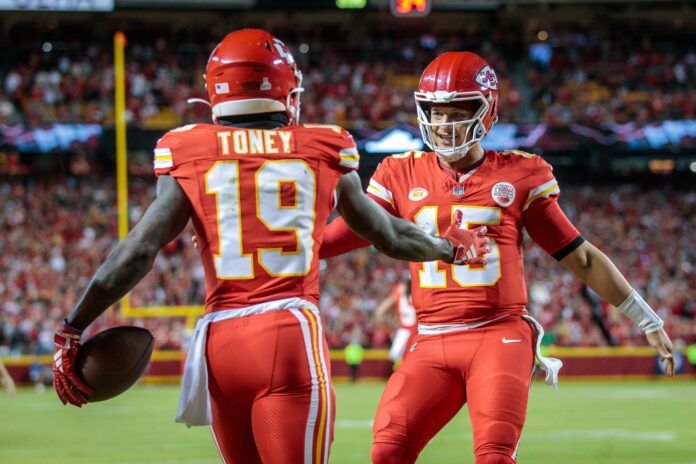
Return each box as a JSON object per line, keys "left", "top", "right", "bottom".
{"left": 0, "top": 359, "right": 16, "bottom": 396}
{"left": 373, "top": 279, "right": 417, "bottom": 364}
{"left": 319, "top": 51, "right": 675, "bottom": 464}
{"left": 50, "top": 30, "right": 490, "bottom": 464}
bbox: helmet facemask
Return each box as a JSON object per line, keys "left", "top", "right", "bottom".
{"left": 415, "top": 92, "right": 491, "bottom": 162}
{"left": 285, "top": 68, "right": 304, "bottom": 125}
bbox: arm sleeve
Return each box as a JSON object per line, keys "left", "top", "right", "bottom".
{"left": 319, "top": 189, "right": 399, "bottom": 259}
{"left": 319, "top": 216, "right": 371, "bottom": 259}
{"left": 524, "top": 195, "right": 584, "bottom": 260}
{"left": 523, "top": 156, "right": 584, "bottom": 260}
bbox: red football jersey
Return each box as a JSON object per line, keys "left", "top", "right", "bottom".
{"left": 366, "top": 150, "right": 580, "bottom": 325}
{"left": 153, "top": 123, "right": 359, "bottom": 312}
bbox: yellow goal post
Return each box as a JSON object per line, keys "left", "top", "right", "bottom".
{"left": 113, "top": 32, "right": 204, "bottom": 325}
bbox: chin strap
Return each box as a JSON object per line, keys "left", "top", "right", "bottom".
{"left": 435, "top": 147, "right": 469, "bottom": 162}
{"left": 187, "top": 98, "right": 211, "bottom": 107}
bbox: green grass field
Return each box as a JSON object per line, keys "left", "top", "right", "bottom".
{"left": 1, "top": 380, "right": 695, "bottom": 463}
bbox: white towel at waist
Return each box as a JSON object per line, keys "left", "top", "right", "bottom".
{"left": 522, "top": 314, "right": 563, "bottom": 389}
{"left": 175, "top": 297, "right": 319, "bottom": 427}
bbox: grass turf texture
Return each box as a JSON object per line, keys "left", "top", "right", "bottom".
{"left": 1, "top": 381, "right": 694, "bottom": 463}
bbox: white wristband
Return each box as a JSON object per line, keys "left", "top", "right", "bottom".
{"left": 616, "top": 289, "right": 664, "bottom": 334}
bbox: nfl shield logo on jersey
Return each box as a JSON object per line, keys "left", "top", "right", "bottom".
{"left": 491, "top": 182, "right": 516, "bottom": 207}
{"left": 452, "top": 185, "right": 465, "bottom": 198}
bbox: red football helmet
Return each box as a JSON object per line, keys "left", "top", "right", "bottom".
{"left": 415, "top": 52, "right": 499, "bottom": 161}
{"left": 196, "top": 29, "right": 303, "bottom": 124}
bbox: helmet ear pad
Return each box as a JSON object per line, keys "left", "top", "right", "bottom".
{"left": 473, "top": 120, "right": 486, "bottom": 140}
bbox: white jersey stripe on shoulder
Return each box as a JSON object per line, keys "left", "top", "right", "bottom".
{"left": 527, "top": 179, "right": 558, "bottom": 199}
{"left": 339, "top": 147, "right": 360, "bottom": 169}
{"left": 366, "top": 179, "right": 395, "bottom": 207}
{"left": 524, "top": 182, "right": 560, "bottom": 210}
{"left": 154, "top": 159, "right": 174, "bottom": 169}
{"left": 154, "top": 147, "right": 173, "bottom": 170}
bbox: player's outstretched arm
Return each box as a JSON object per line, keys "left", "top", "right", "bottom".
{"left": 319, "top": 217, "right": 371, "bottom": 259}
{"left": 53, "top": 175, "right": 192, "bottom": 407}
{"left": 560, "top": 240, "right": 675, "bottom": 376}
{"left": 373, "top": 292, "right": 396, "bottom": 323}
{"left": 67, "top": 175, "right": 192, "bottom": 330}
{"left": 335, "top": 172, "right": 489, "bottom": 264}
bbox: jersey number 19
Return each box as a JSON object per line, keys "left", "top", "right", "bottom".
{"left": 205, "top": 160, "right": 316, "bottom": 279}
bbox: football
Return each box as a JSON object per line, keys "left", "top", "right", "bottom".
{"left": 76, "top": 326, "right": 155, "bottom": 402}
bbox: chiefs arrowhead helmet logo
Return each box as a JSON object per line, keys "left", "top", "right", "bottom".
{"left": 475, "top": 65, "right": 498, "bottom": 90}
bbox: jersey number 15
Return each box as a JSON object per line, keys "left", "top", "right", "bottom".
{"left": 415, "top": 205, "right": 501, "bottom": 287}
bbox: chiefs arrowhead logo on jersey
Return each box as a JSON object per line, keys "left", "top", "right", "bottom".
{"left": 491, "top": 182, "right": 515, "bottom": 207}
{"left": 408, "top": 188, "right": 429, "bottom": 202}
{"left": 475, "top": 65, "right": 498, "bottom": 90}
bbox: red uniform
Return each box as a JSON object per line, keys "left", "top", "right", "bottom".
{"left": 156, "top": 122, "right": 359, "bottom": 464}
{"left": 320, "top": 149, "right": 582, "bottom": 463}
{"left": 388, "top": 283, "right": 418, "bottom": 362}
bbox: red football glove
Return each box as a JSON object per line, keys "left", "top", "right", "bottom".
{"left": 441, "top": 210, "right": 492, "bottom": 265}
{"left": 53, "top": 320, "right": 93, "bottom": 407}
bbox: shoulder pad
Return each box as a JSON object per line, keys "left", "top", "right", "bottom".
{"left": 500, "top": 149, "right": 537, "bottom": 159}
{"left": 390, "top": 151, "right": 426, "bottom": 160}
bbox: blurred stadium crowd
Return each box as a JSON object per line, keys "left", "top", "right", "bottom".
{"left": 0, "top": 10, "right": 694, "bottom": 356}
{"left": 0, "top": 21, "right": 694, "bottom": 129}
{"left": 1, "top": 175, "right": 694, "bottom": 355}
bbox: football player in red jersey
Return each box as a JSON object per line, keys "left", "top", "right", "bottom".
{"left": 374, "top": 280, "right": 418, "bottom": 364}
{"left": 319, "top": 52, "right": 675, "bottom": 464}
{"left": 50, "top": 30, "right": 491, "bottom": 464}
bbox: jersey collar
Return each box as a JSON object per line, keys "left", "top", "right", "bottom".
{"left": 435, "top": 151, "right": 489, "bottom": 183}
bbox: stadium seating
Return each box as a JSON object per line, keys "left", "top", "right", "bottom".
{"left": 1, "top": 22, "right": 693, "bottom": 129}
{"left": 1, "top": 15, "right": 693, "bottom": 355}
{"left": 1, "top": 176, "right": 693, "bottom": 354}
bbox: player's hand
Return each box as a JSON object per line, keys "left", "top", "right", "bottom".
{"left": 645, "top": 328, "right": 675, "bottom": 377}
{"left": 442, "top": 210, "right": 492, "bottom": 266}
{"left": 53, "top": 320, "right": 93, "bottom": 407}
